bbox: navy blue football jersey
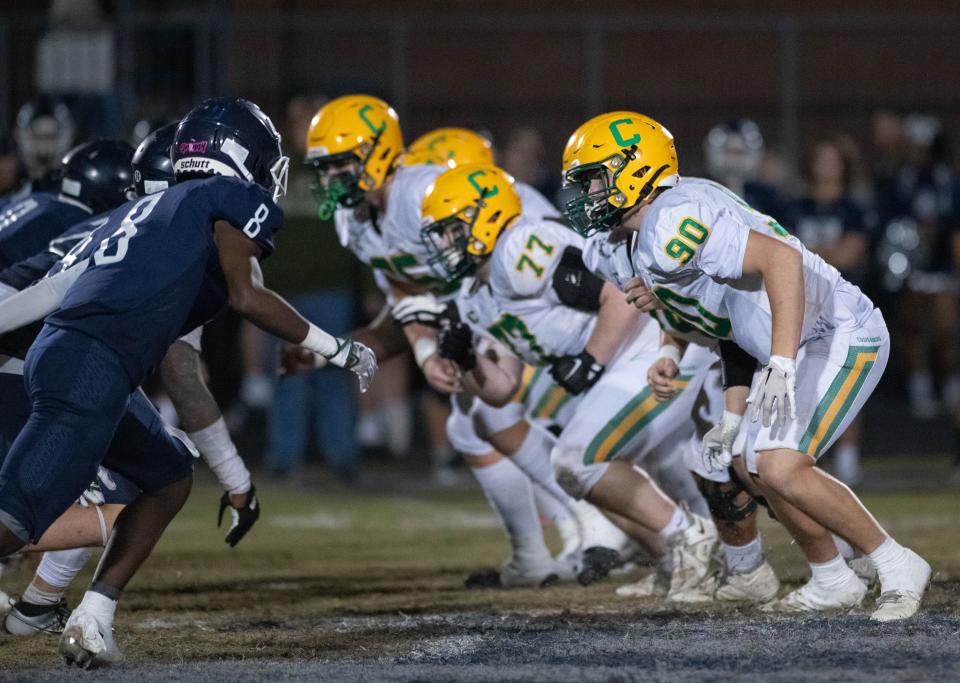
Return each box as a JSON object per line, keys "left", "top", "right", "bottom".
{"left": 46, "top": 176, "right": 282, "bottom": 385}
{"left": 0, "top": 213, "right": 108, "bottom": 293}
{"left": 0, "top": 192, "right": 92, "bottom": 268}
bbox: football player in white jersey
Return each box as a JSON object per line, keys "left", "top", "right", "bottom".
{"left": 560, "top": 111, "right": 930, "bottom": 621}
{"left": 299, "top": 96, "right": 621, "bottom": 587}
{"left": 410, "top": 163, "right": 725, "bottom": 601}
{"left": 582, "top": 228, "right": 780, "bottom": 603}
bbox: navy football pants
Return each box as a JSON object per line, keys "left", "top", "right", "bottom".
{"left": 0, "top": 326, "right": 194, "bottom": 543}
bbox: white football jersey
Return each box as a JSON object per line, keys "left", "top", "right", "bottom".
{"left": 629, "top": 177, "right": 873, "bottom": 364}
{"left": 584, "top": 230, "right": 716, "bottom": 349}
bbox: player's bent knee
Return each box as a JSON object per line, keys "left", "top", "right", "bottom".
{"left": 550, "top": 443, "right": 608, "bottom": 499}
{"left": 755, "top": 448, "right": 811, "bottom": 493}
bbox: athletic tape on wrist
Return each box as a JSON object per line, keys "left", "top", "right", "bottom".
{"left": 414, "top": 337, "right": 438, "bottom": 368}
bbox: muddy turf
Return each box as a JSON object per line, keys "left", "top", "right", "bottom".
{"left": 2, "top": 457, "right": 959, "bottom": 682}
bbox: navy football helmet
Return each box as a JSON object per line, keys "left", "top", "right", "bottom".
{"left": 131, "top": 122, "right": 177, "bottom": 197}
{"left": 60, "top": 140, "right": 135, "bottom": 213}
{"left": 172, "top": 97, "right": 288, "bottom": 201}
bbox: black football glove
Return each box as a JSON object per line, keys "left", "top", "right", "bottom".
{"left": 217, "top": 484, "right": 260, "bottom": 547}
{"left": 438, "top": 321, "right": 477, "bottom": 371}
{"left": 550, "top": 351, "right": 604, "bottom": 395}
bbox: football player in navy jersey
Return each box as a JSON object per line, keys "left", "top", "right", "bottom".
{"left": 0, "top": 139, "right": 133, "bottom": 270}
{"left": 0, "top": 97, "right": 376, "bottom": 667}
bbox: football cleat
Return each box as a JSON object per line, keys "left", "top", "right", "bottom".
{"left": 715, "top": 561, "right": 780, "bottom": 603}
{"left": 59, "top": 609, "right": 122, "bottom": 669}
{"left": 848, "top": 555, "right": 878, "bottom": 590}
{"left": 615, "top": 568, "right": 671, "bottom": 599}
{"left": 760, "top": 572, "right": 866, "bottom": 613}
{"left": 465, "top": 554, "right": 573, "bottom": 589}
{"left": 871, "top": 549, "right": 931, "bottom": 622}
{"left": 666, "top": 507, "right": 719, "bottom": 602}
{"left": 576, "top": 546, "right": 624, "bottom": 586}
{"left": 5, "top": 598, "right": 71, "bottom": 636}
{"left": 0, "top": 590, "right": 11, "bottom": 615}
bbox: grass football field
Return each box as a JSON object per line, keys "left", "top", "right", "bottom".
{"left": 2, "top": 458, "right": 959, "bottom": 681}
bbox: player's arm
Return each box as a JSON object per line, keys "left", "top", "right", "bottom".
{"left": 647, "top": 331, "right": 689, "bottom": 402}
{"left": 0, "top": 261, "right": 87, "bottom": 333}
{"left": 214, "top": 221, "right": 377, "bottom": 391}
{"left": 386, "top": 277, "right": 462, "bottom": 394}
{"left": 739, "top": 229, "right": 803, "bottom": 426}
{"left": 446, "top": 331, "right": 524, "bottom": 407}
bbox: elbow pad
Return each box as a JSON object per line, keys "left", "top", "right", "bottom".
{"left": 719, "top": 340, "right": 758, "bottom": 389}
{"left": 552, "top": 246, "right": 605, "bottom": 312}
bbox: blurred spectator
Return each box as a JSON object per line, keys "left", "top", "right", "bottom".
{"left": 36, "top": 0, "right": 121, "bottom": 139}
{"left": 782, "top": 133, "right": 871, "bottom": 484}
{"left": 8, "top": 97, "right": 76, "bottom": 199}
{"left": 0, "top": 133, "right": 24, "bottom": 198}
{"left": 258, "top": 93, "right": 364, "bottom": 482}
{"left": 703, "top": 119, "right": 782, "bottom": 217}
{"left": 501, "top": 126, "right": 558, "bottom": 201}
{"left": 878, "top": 115, "right": 960, "bottom": 425}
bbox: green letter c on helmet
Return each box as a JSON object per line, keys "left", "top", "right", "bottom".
{"left": 358, "top": 104, "right": 386, "bottom": 135}
{"left": 609, "top": 118, "right": 641, "bottom": 147}
{"left": 467, "top": 169, "right": 499, "bottom": 198}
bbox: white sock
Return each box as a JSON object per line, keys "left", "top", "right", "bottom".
{"left": 471, "top": 458, "right": 551, "bottom": 560}
{"left": 78, "top": 590, "right": 118, "bottom": 626}
{"left": 32, "top": 548, "right": 96, "bottom": 601}
{"left": 832, "top": 534, "right": 857, "bottom": 561}
{"left": 508, "top": 426, "right": 577, "bottom": 530}
{"left": 868, "top": 536, "right": 908, "bottom": 581}
{"left": 945, "top": 374, "right": 960, "bottom": 408}
{"left": 188, "top": 418, "right": 251, "bottom": 495}
{"left": 723, "top": 538, "right": 763, "bottom": 574}
{"left": 809, "top": 553, "right": 856, "bottom": 589}
{"left": 383, "top": 401, "right": 413, "bottom": 457}
{"left": 908, "top": 371, "right": 935, "bottom": 405}
{"left": 659, "top": 505, "right": 691, "bottom": 540}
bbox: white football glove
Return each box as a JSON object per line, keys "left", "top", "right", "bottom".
{"left": 77, "top": 467, "right": 118, "bottom": 507}
{"left": 391, "top": 295, "right": 449, "bottom": 328}
{"left": 326, "top": 338, "right": 378, "bottom": 393}
{"left": 747, "top": 355, "right": 797, "bottom": 428}
{"left": 701, "top": 410, "right": 743, "bottom": 473}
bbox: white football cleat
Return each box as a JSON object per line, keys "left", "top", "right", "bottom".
{"left": 466, "top": 552, "right": 574, "bottom": 589}
{"left": 58, "top": 609, "right": 122, "bottom": 668}
{"left": 716, "top": 561, "right": 780, "bottom": 603}
{"left": 5, "top": 598, "right": 71, "bottom": 636}
{"left": 615, "top": 568, "right": 670, "bottom": 599}
{"left": 666, "top": 508, "right": 719, "bottom": 602}
{"left": 760, "top": 571, "right": 866, "bottom": 613}
{"left": 871, "top": 549, "right": 931, "bottom": 622}
{"left": 848, "top": 555, "right": 878, "bottom": 589}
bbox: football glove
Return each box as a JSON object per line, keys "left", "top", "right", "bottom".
{"left": 391, "top": 295, "right": 458, "bottom": 328}
{"left": 326, "top": 337, "right": 378, "bottom": 393}
{"left": 747, "top": 355, "right": 797, "bottom": 428}
{"left": 77, "top": 467, "right": 118, "bottom": 507}
{"left": 550, "top": 351, "right": 604, "bottom": 395}
{"left": 701, "top": 410, "right": 743, "bottom": 472}
{"left": 218, "top": 484, "right": 260, "bottom": 547}
{"left": 438, "top": 321, "right": 476, "bottom": 370}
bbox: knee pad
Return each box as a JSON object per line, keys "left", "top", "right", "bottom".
{"left": 727, "top": 464, "right": 774, "bottom": 519}
{"left": 551, "top": 442, "right": 609, "bottom": 500}
{"left": 445, "top": 401, "right": 493, "bottom": 457}
{"left": 696, "top": 475, "right": 758, "bottom": 523}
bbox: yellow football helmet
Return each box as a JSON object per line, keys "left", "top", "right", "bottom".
{"left": 402, "top": 127, "right": 494, "bottom": 168}
{"left": 304, "top": 95, "right": 404, "bottom": 218}
{"left": 561, "top": 111, "right": 678, "bottom": 235}
{"left": 420, "top": 164, "right": 521, "bottom": 283}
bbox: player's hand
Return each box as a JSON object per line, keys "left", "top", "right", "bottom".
{"left": 550, "top": 351, "right": 604, "bottom": 395}
{"left": 438, "top": 321, "right": 477, "bottom": 371}
{"left": 278, "top": 343, "right": 324, "bottom": 376}
{"left": 77, "top": 467, "right": 118, "bottom": 507}
{"left": 648, "top": 357, "right": 680, "bottom": 402}
{"left": 391, "top": 295, "right": 456, "bottom": 328}
{"left": 218, "top": 485, "right": 260, "bottom": 547}
{"left": 422, "top": 354, "right": 463, "bottom": 394}
{"left": 747, "top": 355, "right": 797, "bottom": 427}
{"left": 624, "top": 277, "right": 661, "bottom": 312}
{"left": 701, "top": 411, "right": 743, "bottom": 472}
{"left": 343, "top": 340, "right": 378, "bottom": 393}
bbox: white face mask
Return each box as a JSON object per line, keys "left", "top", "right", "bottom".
{"left": 270, "top": 155, "right": 290, "bottom": 202}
